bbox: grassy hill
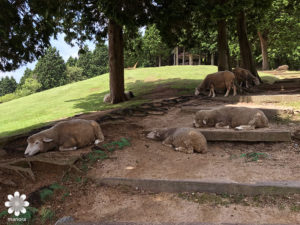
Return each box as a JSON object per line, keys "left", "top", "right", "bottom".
{"left": 0, "top": 66, "right": 218, "bottom": 138}
{"left": 0, "top": 65, "right": 281, "bottom": 138}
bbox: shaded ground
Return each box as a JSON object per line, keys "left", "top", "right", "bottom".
{"left": 88, "top": 107, "right": 300, "bottom": 184}
{"left": 1, "top": 77, "right": 300, "bottom": 224}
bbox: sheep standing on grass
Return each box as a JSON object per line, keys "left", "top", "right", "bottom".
{"left": 24, "top": 119, "right": 104, "bottom": 157}
{"left": 147, "top": 127, "right": 208, "bottom": 154}
{"left": 232, "top": 67, "right": 260, "bottom": 88}
{"left": 193, "top": 106, "right": 268, "bottom": 130}
{"left": 195, "top": 71, "right": 236, "bottom": 98}
{"left": 103, "top": 91, "right": 134, "bottom": 103}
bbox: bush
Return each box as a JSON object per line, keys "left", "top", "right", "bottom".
{"left": 66, "top": 66, "right": 85, "bottom": 83}
{"left": 0, "top": 93, "right": 18, "bottom": 103}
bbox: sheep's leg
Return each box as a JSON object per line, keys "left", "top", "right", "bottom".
{"left": 183, "top": 140, "right": 194, "bottom": 154}
{"left": 215, "top": 122, "right": 230, "bottom": 129}
{"left": 224, "top": 88, "right": 230, "bottom": 97}
{"left": 175, "top": 146, "right": 193, "bottom": 154}
{"left": 245, "top": 80, "right": 249, "bottom": 88}
{"left": 234, "top": 125, "right": 255, "bottom": 130}
{"left": 210, "top": 85, "right": 216, "bottom": 98}
{"left": 59, "top": 146, "right": 77, "bottom": 151}
{"left": 162, "top": 137, "right": 173, "bottom": 148}
{"left": 233, "top": 84, "right": 237, "bottom": 96}
{"left": 224, "top": 82, "right": 231, "bottom": 97}
{"left": 208, "top": 89, "right": 212, "bottom": 97}
{"left": 59, "top": 138, "right": 77, "bottom": 151}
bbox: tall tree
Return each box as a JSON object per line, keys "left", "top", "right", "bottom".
{"left": 59, "top": 0, "right": 151, "bottom": 103}
{"left": 66, "top": 57, "right": 78, "bottom": 67}
{"left": 35, "top": 47, "right": 67, "bottom": 90}
{"left": 0, "top": 0, "right": 151, "bottom": 104}
{"left": 256, "top": 0, "right": 300, "bottom": 70}
{"left": 143, "top": 25, "right": 170, "bottom": 67}
{"left": 0, "top": 0, "right": 59, "bottom": 71}
{"left": 236, "top": 10, "right": 258, "bottom": 77}
{"left": 19, "top": 68, "right": 33, "bottom": 87}
{"left": 0, "top": 76, "right": 17, "bottom": 96}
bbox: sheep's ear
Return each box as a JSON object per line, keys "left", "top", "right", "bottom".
{"left": 43, "top": 137, "right": 53, "bottom": 143}
{"left": 203, "top": 119, "right": 207, "bottom": 125}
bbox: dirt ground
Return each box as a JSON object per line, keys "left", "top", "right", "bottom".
{"left": 1, "top": 78, "right": 300, "bottom": 224}
{"left": 88, "top": 107, "right": 300, "bottom": 184}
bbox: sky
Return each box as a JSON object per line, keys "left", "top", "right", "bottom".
{"left": 0, "top": 33, "right": 96, "bottom": 82}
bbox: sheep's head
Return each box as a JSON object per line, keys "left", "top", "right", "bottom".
{"left": 194, "top": 111, "right": 215, "bottom": 128}
{"left": 146, "top": 128, "right": 169, "bottom": 140}
{"left": 24, "top": 135, "right": 53, "bottom": 157}
{"left": 146, "top": 129, "right": 161, "bottom": 140}
{"left": 253, "top": 77, "right": 260, "bottom": 85}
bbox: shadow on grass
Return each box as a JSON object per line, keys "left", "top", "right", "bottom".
{"left": 67, "top": 78, "right": 203, "bottom": 112}
{"left": 0, "top": 121, "right": 52, "bottom": 144}
{"left": 261, "top": 76, "right": 280, "bottom": 84}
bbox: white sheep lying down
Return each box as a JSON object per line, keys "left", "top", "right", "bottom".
{"left": 147, "top": 127, "right": 208, "bottom": 154}
{"left": 24, "top": 119, "right": 104, "bottom": 157}
{"left": 193, "top": 106, "right": 268, "bottom": 130}
{"left": 103, "top": 91, "right": 134, "bottom": 103}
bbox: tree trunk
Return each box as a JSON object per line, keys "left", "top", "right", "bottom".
{"left": 237, "top": 10, "right": 259, "bottom": 79}
{"left": 108, "top": 19, "right": 126, "bottom": 104}
{"left": 211, "top": 52, "right": 214, "bottom": 65}
{"left": 258, "top": 31, "right": 269, "bottom": 70}
{"left": 182, "top": 48, "right": 185, "bottom": 65}
{"left": 189, "top": 54, "right": 193, "bottom": 65}
{"left": 158, "top": 55, "right": 161, "bottom": 67}
{"left": 217, "top": 19, "right": 230, "bottom": 71}
{"left": 173, "top": 51, "right": 176, "bottom": 65}
{"left": 175, "top": 46, "right": 179, "bottom": 65}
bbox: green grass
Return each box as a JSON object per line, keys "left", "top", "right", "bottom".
{"left": 0, "top": 65, "right": 287, "bottom": 138}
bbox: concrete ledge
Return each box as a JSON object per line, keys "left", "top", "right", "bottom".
{"left": 180, "top": 106, "right": 294, "bottom": 120}
{"left": 197, "top": 128, "right": 291, "bottom": 142}
{"left": 213, "top": 94, "right": 300, "bottom": 104}
{"left": 61, "top": 222, "right": 297, "bottom": 225}
{"left": 97, "top": 178, "right": 300, "bottom": 196}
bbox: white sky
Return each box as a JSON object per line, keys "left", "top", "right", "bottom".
{"left": 0, "top": 33, "right": 96, "bottom": 82}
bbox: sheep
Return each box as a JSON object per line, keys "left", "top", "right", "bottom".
{"left": 103, "top": 91, "right": 134, "bottom": 103}
{"left": 277, "top": 65, "right": 289, "bottom": 71}
{"left": 195, "top": 71, "right": 237, "bottom": 98}
{"left": 193, "top": 106, "right": 268, "bottom": 130}
{"left": 146, "top": 127, "right": 208, "bottom": 154}
{"left": 24, "top": 119, "right": 104, "bottom": 157}
{"left": 232, "top": 67, "right": 260, "bottom": 88}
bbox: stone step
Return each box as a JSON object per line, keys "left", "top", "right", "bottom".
{"left": 212, "top": 94, "right": 300, "bottom": 104}
{"left": 197, "top": 128, "right": 291, "bottom": 142}
{"left": 96, "top": 178, "right": 300, "bottom": 196}
{"left": 58, "top": 222, "right": 297, "bottom": 225}
{"left": 180, "top": 106, "right": 294, "bottom": 120}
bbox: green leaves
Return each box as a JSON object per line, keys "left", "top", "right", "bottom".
{"left": 35, "top": 47, "right": 67, "bottom": 90}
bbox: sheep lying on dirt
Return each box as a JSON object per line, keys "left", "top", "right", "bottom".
{"left": 195, "top": 71, "right": 236, "bottom": 97}
{"left": 103, "top": 91, "right": 134, "bottom": 103}
{"left": 193, "top": 106, "right": 268, "bottom": 130}
{"left": 232, "top": 67, "right": 260, "bottom": 88}
{"left": 24, "top": 119, "right": 104, "bottom": 157}
{"left": 146, "top": 127, "right": 208, "bottom": 154}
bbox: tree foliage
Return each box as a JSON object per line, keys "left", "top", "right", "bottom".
{"left": 0, "top": 0, "right": 60, "bottom": 71}
{"left": 34, "top": 47, "right": 67, "bottom": 90}
{"left": 66, "top": 66, "right": 85, "bottom": 83}
{"left": 19, "top": 68, "right": 33, "bottom": 87}
{"left": 0, "top": 76, "right": 17, "bottom": 96}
